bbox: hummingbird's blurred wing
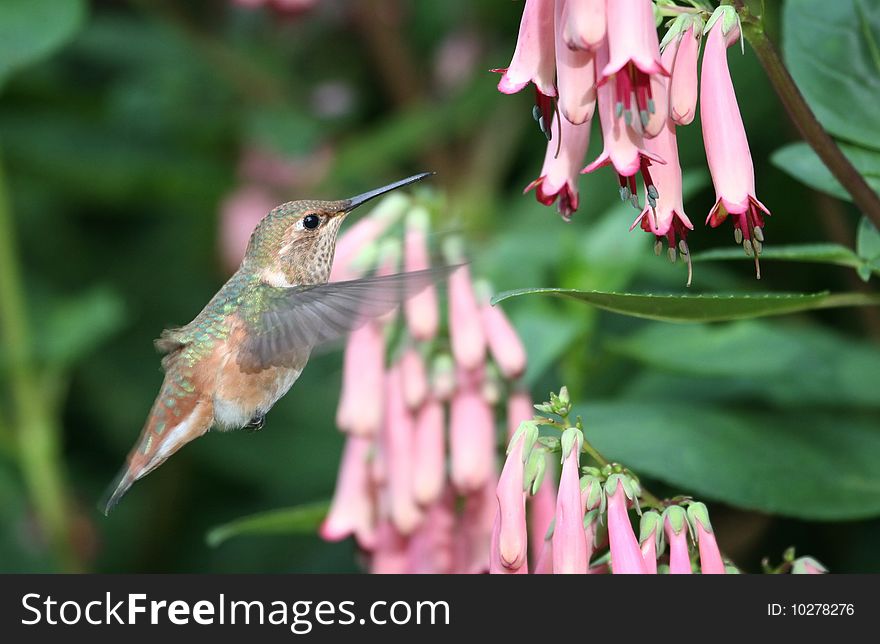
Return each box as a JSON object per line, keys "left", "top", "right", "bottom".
{"left": 237, "top": 266, "right": 457, "bottom": 372}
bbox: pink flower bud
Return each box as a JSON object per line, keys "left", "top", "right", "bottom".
{"left": 321, "top": 435, "right": 376, "bottom": 549}
{"left": 640, "top": 534, "right": 657, "bottom": 575}
{"left": 669, "top": 26, "right": 700, "bottom": 126}
{"left": 403, "top": 209, "right": 439, "bottom": 341}
{"left": 370, "top": 518, "right": 409, "bottom": 574}
{"left": 525, "top": 114, "right": 592, "bottom": 220}
{"left": 507, "top": 389, "right": 535, "bottom": 440}
{"left": 336, "top": 323, "right": 385, "bottom": 437}
{"left": 607, "top": 483, "right": 648, "bottom": 574}
{"left": 408, "top": 489, "right": 456, "bottom": 574}
{"left": 602, "top": 0, "right": 669, "bottom": 127}
{"left": 533, "top": 538, "right": 553, "bottom": 574}
{"left": 400, "top": 347, "right": 429, "bottom": 410}
{"left": 695, "top": 523, "right": 725, "bottom": 574}
{"left": 555, "top": 0, "right": 597, "bottom": 125}
{"left": 448, "top": 265, "right": 487, "bottom": 371}
{"left": 552, "top": 447, "right": 588, "bottom": 574}
{"left": 412, "top": 396, "right": 445, "bottom": 506}
{"left": 561, "top": 0, "right": 606, "bottom": 51}
{"left": 480, "top": 301, "right": 527, "bottom": 380}
{"left": 219, "top": 185, "right": 276, "bottom": 271}
{"left": 493, "top": 0, "right": 557, "bottom": 97}
{"left": 529, "top": 459, "right": 557, "bottom": 564}
{"left": 490, "top": 514, "right": 528, "bottom": 574}
{"left": 383, "top": 365, "right": 422, "bottom": 535}
{"left": 455, "top": 475, "right": 497, "bottom": 574}
{"left": 495, "top": 431, "right": 529, "bottom": 570}
{"left": 449, "top": 375, "right": 495, "bottom": 493}
{"left": 701, "top": 21, "right": 770, "bottom": 264}
{"left": 664, "top": 509, "right": 692, "bottom": 574}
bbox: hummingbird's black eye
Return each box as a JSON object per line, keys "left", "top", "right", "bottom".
{"left": 302, "top": 214, "right": 321, "bottom": 230}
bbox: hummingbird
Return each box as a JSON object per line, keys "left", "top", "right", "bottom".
{"left": 102, "top": 173, "right": 446, "bottom": 514}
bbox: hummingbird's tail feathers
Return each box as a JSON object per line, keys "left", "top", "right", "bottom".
{"left": 100, "top": 374, "right": 214, "bottom": 514}
{"left": 99, "top": 467, "right": 137, "bottom": 516}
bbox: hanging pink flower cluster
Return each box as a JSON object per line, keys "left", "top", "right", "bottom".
{"left": 320, "top": 195, "right": 537, "bottom": 574}
{"left": 495, "top": 1, "right": 770, "bottom": 280}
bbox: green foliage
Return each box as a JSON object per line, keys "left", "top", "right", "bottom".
{"left": 493, "top": 288, "right": 880, "bottom": 323}
{"left": 771, "top": 142, "right": 880, "bottom": 202}
{"left": 207, "top": 502, "right": 329, "bottom": 548}
{"left": 0, "top": 0, "right": 86, "bottom": 87}
{"left": 783, "top": 0, "right": 880, "bottom": 150}
{"left": 584, "top": 402, "right": 880, "bottom": 520}
{"left": 776, "top": 0, "right": 880, "bottom": 206}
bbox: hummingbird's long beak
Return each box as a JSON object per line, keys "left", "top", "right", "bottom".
{"left": 341, "top": 172, "right": 434, "bottom": 214}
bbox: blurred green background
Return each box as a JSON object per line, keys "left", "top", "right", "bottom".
{"left": 0, "top": 0, "right": 878, "bottom": 573}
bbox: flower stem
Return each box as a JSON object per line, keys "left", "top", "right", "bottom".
{"left": 541, "top": 412, "right": 664, "bottom": 509}
{"left": 735, "top": 2, "right": 880, "bottom": 229}
{"left": 0, "top": 154, "right": 80, "bottom": 572}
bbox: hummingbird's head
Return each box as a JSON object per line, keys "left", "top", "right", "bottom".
{"left": 244, "top": 173, "right": 433, "bottom": 286}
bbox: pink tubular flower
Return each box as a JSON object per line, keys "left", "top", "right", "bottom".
{"left": 602, "top": 0, "right": 669, "bottom": 127}
{"left": 638, "top": 511, "right": 661, "bottom": 575}
{"left": 493, "top": 0, "right": 556, "bottom": 98}
{"left": 529, "top": 457, "right": 557, "bottom": 562}
{"left": 408, "top": 489, "right": 456, "bottom": 574}
{"left": 533, "top": 539, "right": 553, "bottom": 574}
{"left": 400, "top": 347, "right": 428, "bottom": 411}
{"left": 494, "top": 430, "right": 530, "bottom": 570}
{"left": 631, "top": 121, "right": 695, "bottom": 283}
{"left": 561, "top": 0, "right": 606, "bottom": 51}
{"left": 370, "top": 517, "right": 409, "bottom": 574}
{"left": 669, "top": 25, "right": 701, "bottom": 126}
{"left": 792, "top": 556, "right": 828, "bottom": 574}
{"left": 336, "top": 322, "right": 385, "bottom": 437}
{"left": 664, "top": 506, "right": 692, "bottom": 574}
{"left": 449, "top": 375, "right": 495, "bottom": 493}
{"left": 555, "top": 0, "right": 597, "bottom": 125}
{"left": 383, "top": 365, "right": 422, "bottom": 535}
{"left": 507, "top": 389, "right": 534, "bottom": 440}
{"left": 412, "top": 396, "right": 445, "bottom": 506}
{"left": 552, "top": 438, "right": 588, "bottom": 574}
{"left": 456, "top": 475, "right": 497, "bottom": 574}
{"left": 526, "top": 114, "right": 592, "bottom": 220}
{"left": 490, "top": 514, "right": 528, "bottom": 574}
{"left": 584, "top": 43, "right": 664, "bottom": 209}
{"left": 480, "top": 300, "right": 527, "bottom": 380}
{"left": 320, "top": 434, "right": 376, "bottom": 549}
{"left": 700, "top": 18, "right": 770, "bottom": 267}
{"left": 687, "top": 502, "right": 725, "bottom": 574}
{"left": 606, "top": 477, "right": 648, "bottom": 574}
{"left": 403, "top": 208, "right": 439, "bottom": 341}
{"left": 448, "top": 264, "right": 487, "bottom": 371}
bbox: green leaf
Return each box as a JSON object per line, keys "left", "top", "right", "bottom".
{"left": 206, "top": 501, "right": 329, "bottom": 547}
{"left": 770, "top": 142, "right": 880, "bottom": 202}
{"left": 584, "top": 402, "right": 880, "bottom": 520}
{"left": 0, "top": 0, "right": 86, "bottom": 87}
{"left": 40, "top": 288, "right": 126, "bottom": 367}
{"left": 783, "top": 0, "right": 880, "bottom": 150}
{"left": 609, "top": 321, "right": 880, "bottom": 408}
{"left": 492, "top": 288, "right": 880, "bottom": 323}
{"left": 857, "top": 216, "right": 880, "bottom": 261}
{"left": 692, "top": 242, "right": 864, "bottom": 270}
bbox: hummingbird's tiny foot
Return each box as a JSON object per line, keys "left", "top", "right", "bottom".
{"left": 243, "top": 414, "right": 266, "bottom": 432}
